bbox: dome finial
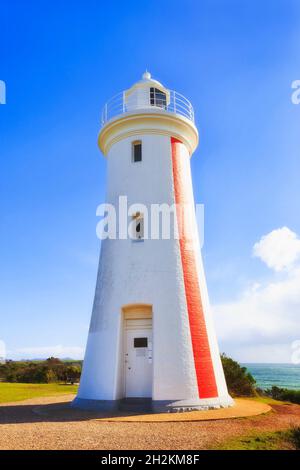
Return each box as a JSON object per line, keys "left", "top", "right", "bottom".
{"left": 142, "top": 70, "right": 151, "bottom": 80}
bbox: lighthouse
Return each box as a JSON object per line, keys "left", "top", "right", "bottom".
{"left": 73, "top": 72, "right": 233, "bottom": 412}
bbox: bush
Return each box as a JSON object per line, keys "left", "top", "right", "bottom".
{"left": 0, "top": 358, "right": 82, "bottom": 384}
{"left": 64, "top": 365, "right": 81, "bottom": 385}
{"left": 289, "top": 427, "right": 300, "bottom": 450}
{"left": 221, "top": 354, "right": 256, "bottom": 397}
{"left": 45, "top": 369, "right": 57, "bottom": 383}
{"left": 266, "top": 386, "right": 300, "bottom": 405}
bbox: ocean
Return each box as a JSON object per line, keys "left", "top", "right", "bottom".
{"left": 243, "top": 363, "right": 300, "bottom": 390}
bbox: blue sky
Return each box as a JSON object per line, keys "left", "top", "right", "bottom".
{"left": 1, "top": 0, "right": 300, "bottom": 362}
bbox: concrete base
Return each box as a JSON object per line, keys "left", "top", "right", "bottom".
{"left": 71, "top": 397, "right": 121, "bottom": 411}
{"left": 152, "top": 395, "right": 234, "bottom": 413}
{"left": 72, "top": 395, "right": 234, "bottom": 413}
{"left": 97, "top": 398, "right": 270, "bottom": 422}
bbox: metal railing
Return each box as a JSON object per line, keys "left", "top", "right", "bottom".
{"left": 101, "top": 89, "right": 195, "bottom": 126}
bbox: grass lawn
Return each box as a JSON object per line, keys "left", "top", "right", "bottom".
{"left": 216, "top": 429, "right": 295, "bottom": 450}
{"left": 214, "top": 396, "right": 299, "bottom": 450}
{"left": 0, "top": 382, "right": 78, "bottom": 404}
{"left": 215, "top": 397, "right": 300, "bottom": 450}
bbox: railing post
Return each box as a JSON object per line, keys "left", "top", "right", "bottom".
{"left": 173, "top": 91, "right": 176, "bottom": 114}
{"left": 123, "top": 91, "right": 125, "bottom": 113}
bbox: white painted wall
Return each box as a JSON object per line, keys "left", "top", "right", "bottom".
{"left": 77, "top": 132, "right": 232, "bottom": 408}
{"left": 78, "top": 134, "right": 200, "bottom": 401}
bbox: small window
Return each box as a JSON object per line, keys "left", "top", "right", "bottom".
{"left": 132, "top": 141, "right": 142, "bottom": 162}
{"left": 134, "top": 337, "right": 148, "bottom": 348}
{"left": 132, "top": 212, "right": 144, "bottom": 241}
{"left": 150, "top": 87, "right": 167, "bottom": 108}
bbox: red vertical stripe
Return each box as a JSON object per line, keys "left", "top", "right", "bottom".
{"left": 171, "top": 137, "right": 218, "bottom": 399}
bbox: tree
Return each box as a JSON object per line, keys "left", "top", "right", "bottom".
{"left": 64, "top": 365, "right": 81, "bottom": 384}
{"left": 46, "top": 357, "right": 62, "bottom": 365}
{"left": 45, "top": 369, "right": 57, "bottom": 383}
{"left": 221, "top": 354, "right": 256, "bottom": 396}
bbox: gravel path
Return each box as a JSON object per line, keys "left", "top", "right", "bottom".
{"left": 0, "top": 394, "right": 300, "bottom": 450}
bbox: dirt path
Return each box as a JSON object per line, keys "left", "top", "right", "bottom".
{"left": 0, "top": 394, "right": 300, "bottom": 450}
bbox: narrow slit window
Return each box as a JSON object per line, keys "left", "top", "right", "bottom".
{"left": 132, "top": 212, "right": 144, "bottom": 241}
{"left": 150, "top": 87, "right": 167, "bottom": 108}
{"left": 132, "top": 141, "right": 142, "bottom": 162}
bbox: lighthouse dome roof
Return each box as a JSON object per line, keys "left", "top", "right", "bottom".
{"left": 99, "top": 73, "right": 197, "bottom": 155}
{"left": 125, "top": 71, "right": 167, "bottom": 96}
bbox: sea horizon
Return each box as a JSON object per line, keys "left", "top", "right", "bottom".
{"left": 242, "top": 363, "right": 300, "bottom": 390}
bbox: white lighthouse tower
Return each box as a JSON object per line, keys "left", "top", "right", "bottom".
{"left": 73, "top": 72, "right": 233, "bottom": 412}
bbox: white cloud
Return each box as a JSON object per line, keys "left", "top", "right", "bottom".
{"left": 10, "top": 345, "right": 84, "bottom": 360}
{"left": 253, "top": 226, "right": 300, "bottom": 272}
{"left": 0, "top": 340, "right": 6, "bottom": 362}
{"left": 213, "top": 227, "right": 300, "bottom": 363}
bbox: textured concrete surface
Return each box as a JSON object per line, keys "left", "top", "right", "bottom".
{"left": 96, "top": 398, "right": 271, "bottom": 422}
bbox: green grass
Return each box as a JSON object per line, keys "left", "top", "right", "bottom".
{"left": 216, "top": 430, "right": 294, "bottom": 450}
{"left": 215, "top": 396, "right": 300, "bottom": 450}
{"left": 0, "top": 382, "right": 78, "bottom": 403}
{"left": 251, "top": 395, "right": 288, "bottom": 406}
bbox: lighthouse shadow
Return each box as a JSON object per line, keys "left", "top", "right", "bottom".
{"left": 0, "top": 400, "right": 149, "bottom": 425}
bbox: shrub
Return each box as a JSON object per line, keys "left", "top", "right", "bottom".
{"left": 221, "top": 354, "right": 256, "bottom": 397}
{"left": 64, "top": 365, "right": 81, "bottom": 385}
{"left": 0, "top": 358, "right": 82, "bottom": 384}
{"left": 289, "top": 427, "right": 300, "bottom": 450}
{"left": 46, "top": 369, "right": 57, "bottom": 383}
{"left": 266, "top": 386, "right": 300, "bottom": 405}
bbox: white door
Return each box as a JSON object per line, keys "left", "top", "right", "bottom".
{"left": 125, "top": 320, "right": 152, "bottom": 398}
